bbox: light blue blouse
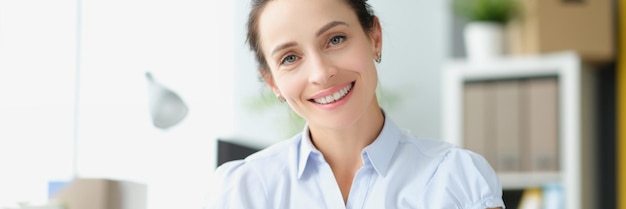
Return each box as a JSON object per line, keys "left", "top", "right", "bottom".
{"left": 210, "top": 118, "right": 505, "bottom": 209}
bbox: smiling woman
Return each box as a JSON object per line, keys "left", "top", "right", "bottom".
{"left": 210, "top": 0, "right": 504, "bottom": 208}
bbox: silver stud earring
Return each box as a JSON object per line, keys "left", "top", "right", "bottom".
{"left": 375, "top": 53, "right": 382, "bottom": 63}
{"left": 276, "top": 94, "right": 286, "bottom": 103}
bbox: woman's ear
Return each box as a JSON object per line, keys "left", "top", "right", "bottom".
{"left": 259, "top": 69, "right": 281, "bottom": 95}
{"left": 370, "top": 16, "right": 383, "bottom": 55}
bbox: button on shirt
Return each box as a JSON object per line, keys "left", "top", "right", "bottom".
{"left": 211, "top": 118, "right": 505, "bottom": 209}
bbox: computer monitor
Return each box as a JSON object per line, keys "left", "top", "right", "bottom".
{"left": 216, "top": 139, "right": 260, "bottom": 167}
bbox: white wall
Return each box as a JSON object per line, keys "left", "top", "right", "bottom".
{"left": 76, "top": 1, "right": 234, "bottom": 209}
{"left": 0, "top": 0, "right": 235, "bottom": 208}
{"left": 0, "top": 0, "right": 77, "bottom": 205}
{"left": 371, "top": 0, "right": 450, "bottom": 140}
{"left": 232, "top": 0, "right": 451, "bottom": 146}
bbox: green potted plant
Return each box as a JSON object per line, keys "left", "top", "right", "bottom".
{"left": 452, "top": 0, "right": 517, "bottom": 62}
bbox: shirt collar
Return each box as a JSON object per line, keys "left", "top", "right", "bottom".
{"left": 297, "top": 114, "right": 402, "bottom": 179}
{"left": 297, "top": 125, "right": 314, "bottom": 179}
{"left": 362, "top": 118, "right": 401, "bottom": 177}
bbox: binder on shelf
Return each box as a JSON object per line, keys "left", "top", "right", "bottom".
{"left": 523, "top": 77, "right": 560, "bottom": 171}
{"left": 494, "top": 79, "right": 523, "bottom": 172}
{"left": 443, "top": 51, "right": 581, "bottom": 209}
{"left": 463, "top": 81, "right": 497, "bottom": 169}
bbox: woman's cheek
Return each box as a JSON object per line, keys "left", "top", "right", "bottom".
{"left": 277, "top": 74, "right": 304, "bottom": 99}
{"left": 337, "top": 47, "right": 372, "bottom": 73}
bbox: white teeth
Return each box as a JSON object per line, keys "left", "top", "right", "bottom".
{"left": 333, "top": 91, "right": 341, "bottom": 100}
{"left": 313, "top": 83, "right": 353, "bottom": 104}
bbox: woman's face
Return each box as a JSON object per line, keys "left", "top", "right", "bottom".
{"left": 258, "top": 0, "right": 382, "bottom": 130}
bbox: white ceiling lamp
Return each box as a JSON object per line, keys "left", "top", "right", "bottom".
{"left": 145, "top": 72, "right": 188, "bottom": 130}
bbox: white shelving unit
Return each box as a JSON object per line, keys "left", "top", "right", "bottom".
{"left": 441, "top": 51, "right": 581, "bottom": 209}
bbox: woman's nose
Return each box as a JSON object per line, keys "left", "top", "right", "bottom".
{"left": 307, "top": 53, "right": 337, "bottom": 85}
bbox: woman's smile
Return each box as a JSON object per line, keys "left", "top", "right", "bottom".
{"left": 309, "top": 81, "right": 355, "bottom": 104}
{"left": 306, "top": 81, "right": 355, "bottom": 111}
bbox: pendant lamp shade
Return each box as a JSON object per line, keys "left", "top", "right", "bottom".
{"left": 146, "top": 72, "right": 188, "bottom": 129}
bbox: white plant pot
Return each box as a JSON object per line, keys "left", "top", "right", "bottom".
{"left": 464, "top": 22, "right": 505, "bottom": 62}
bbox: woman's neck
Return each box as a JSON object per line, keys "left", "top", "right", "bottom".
{"left": 308, "top": 104, "right": 385, "bottom": 167}
{"left": 307, "top": 102, "right": 384, "bottom": 204}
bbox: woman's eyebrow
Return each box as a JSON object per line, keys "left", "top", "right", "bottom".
{"left": 316, "top": 21, "right": 349, "bottom": 37}
{"left": 271, "top": 21, "right": 349, "bottom": 57}
{"left": 271, "top": 42, "right": 297, "bottom": 56}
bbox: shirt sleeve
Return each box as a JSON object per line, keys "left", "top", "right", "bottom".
{"left": 427, "top": 148, "right": 506, "bottom": 209}
{"left": 464, "top": 150, "right": 505, "bottom": 209}
{"left": 208, "top": 160, "right": 269, "bottom": 209}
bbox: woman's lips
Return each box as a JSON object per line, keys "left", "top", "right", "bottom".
{"left": 309, "top": 81, "right": 355, "bottom": 105}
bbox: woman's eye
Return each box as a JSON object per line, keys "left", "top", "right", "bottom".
{"left": 329, "top": 35, "right": 346, "bottom": 46}
{"left": 280, "top": 55, "right": 298, "bottom": 65}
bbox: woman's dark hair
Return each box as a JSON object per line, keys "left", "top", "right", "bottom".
{"left": 246, "top": 0, "right": 376, "bottom": 78}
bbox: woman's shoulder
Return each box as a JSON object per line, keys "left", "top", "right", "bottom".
{"left": 214, "top": 133, "right": 303, "bottom": 185}
{"left": 435, "top": 146, "right": 500, "bottom": 185}
{"left": 419, "top": 141, "right": 504, "bottom": 208}
{"left": 210, "top": 135, "right": 302, "bottom": 208}
{"left": 392, "top": 130, "right": 503, "bottom": 202}
{"left": 400, "top": 136, "right": 456, "bottom": 157}
{"left": 398, "top": 133, "right": 493, "bottom": 171}
{"left": 216, "top": 134, "right": 301, "bottom": 176}
{"left": 400, "top": 135, "right": 499, "bottom": 185}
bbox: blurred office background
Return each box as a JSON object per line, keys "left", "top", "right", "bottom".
{"left": 0, "top": 0, "right": 621, "bottom": 209}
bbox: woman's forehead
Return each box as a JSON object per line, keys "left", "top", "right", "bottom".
{"left": 258, "top": 0, "right": 356, "bottom": 30}
{"left": 257, "top": 0, "right": 358, "bottom": 49}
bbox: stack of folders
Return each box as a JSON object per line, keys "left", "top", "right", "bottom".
{"left": 463, "top": 77, "right": 559, "bottom": 172}
{"left": 518, "top": 182, "right": 564, "bottom": 209}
